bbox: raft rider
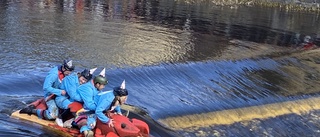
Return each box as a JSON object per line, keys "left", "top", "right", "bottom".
{"left": 55, "top": 67, "right": 97, "bottom": 127}
{"left": 20, "top": 60, "right": 75, "bottom": 121}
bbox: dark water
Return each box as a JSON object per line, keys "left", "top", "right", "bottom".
{"left": 1, "top": 0, "right": 320, "bottom": 136}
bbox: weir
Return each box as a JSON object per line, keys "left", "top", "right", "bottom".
{"left": 158, "top": 96, "right": 320, "bottom": 130}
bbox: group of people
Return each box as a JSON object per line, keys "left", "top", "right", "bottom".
{"left": 19, "top": 60, "right": 128, "bottom": 137}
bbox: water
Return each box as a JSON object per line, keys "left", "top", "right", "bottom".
{"left": 1, "top": 0, "right": 320, "bottom": 136}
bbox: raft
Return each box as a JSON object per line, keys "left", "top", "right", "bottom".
{"left": 10, "top": 98, "right": 150, "bottom": 137}
{"left": 11, "top": 108, "right": 83, "bottom": 137}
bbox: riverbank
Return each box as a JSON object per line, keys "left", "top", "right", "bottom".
{"left": 180, "top": 0, "right": 320, "bottom": 12}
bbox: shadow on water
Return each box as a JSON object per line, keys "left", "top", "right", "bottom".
{"left": 123, "top": 105, "right": 179, "bottom": 137}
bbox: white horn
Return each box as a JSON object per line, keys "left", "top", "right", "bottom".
{"left": 120, "top": 80, "right": 125, "bottom": 89}
{"left": 89, "top": 68, "right": 97, "bottom": 74}
{"left": 99, "top": 68, "right": 106, "bottom": 77}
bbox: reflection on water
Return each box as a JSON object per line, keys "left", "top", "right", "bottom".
{"left": 1, "top": 0, "right": 319, "bottom": 71}
{"left": 1, "top": 0, "right": 320, "bottom": 137}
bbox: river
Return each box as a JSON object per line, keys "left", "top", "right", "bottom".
{"left": 1, "top": 0, "right": 320, "bottom": 137}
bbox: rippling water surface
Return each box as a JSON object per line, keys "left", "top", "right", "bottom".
{"left": 1, "top": 0, "right": 320, "bottom": 136}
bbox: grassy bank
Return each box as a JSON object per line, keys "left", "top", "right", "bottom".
{"left": 179, "top": 0, "right": 320, "bottom": 12}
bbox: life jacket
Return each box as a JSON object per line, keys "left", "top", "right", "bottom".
{"left": 58, "top": 69, "right": 65, "bottom": 82}
{"left": 303, "top": 42, "right": 316, "bottom": 50}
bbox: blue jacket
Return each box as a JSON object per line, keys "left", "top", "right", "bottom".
{"left": 94, "top": 90, "right": 121, "bottom": 123}
{"left": 43, "top": 66, "right": 63, "bottom": 98}
{"left": 55, "top": 73, "right": 83, "bottom": 109}
{"left": 60, "top": 73, "right": 82, "bottom": 102}
{"left": 77, "top": 80, "right": 99, "bottom": 110}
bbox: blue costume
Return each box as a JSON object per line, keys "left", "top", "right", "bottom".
{"left": 77, "top": 80, "right": 99, "bottom": 110}
{"left": 78, "top": 90, "right": 121, "bottom": 133}
{"left": 95, "top": 90, "right": 121, "bottom": 123}
{"left": 55, "top": 73, "right": 82, "bottom": 109}
{"left": 73, "top": 69, "right": 108, "bottom": 135}
{"left": 19, "top": 60, "right": 75, "bottom": 119}
{"left": 36, "top": 66, "right": 64, "bottom": 120}
{"left": 75, "top": 80, "right": 100, "bottom": 133}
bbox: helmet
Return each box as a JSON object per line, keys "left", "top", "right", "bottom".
{"left": 113, "top": 87, "right": 128, "bottom": 97}
{"left": 94, "top": 75, "right": 108, "bottom": 85}
{"left": 80, "top": 69, "right": 92, "bottom": 80}
{"left": 63, "top": 60, "right": 75, "bottom": 71}
{"left": 304, "top": 35, "right": 311, "bottom": 43}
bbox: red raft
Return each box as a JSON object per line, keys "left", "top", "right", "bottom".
{"left": 11, "top": 98, "right": 150, "bottom": 137}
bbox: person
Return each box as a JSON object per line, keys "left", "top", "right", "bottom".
{"left": 55, "top": 67, "right": 97, "bottom": 110}
{"left": 297, "top": 35, "right": 318, "bottom": 50}
{"left": 74, "top": 80, "right": 128, "bottom": 137}
{"left": 72, "top": 68, "right": 108, "bottom": 137}
{"left": 95, "top": 80, "right": 128, "bottom": 126}
{"left": 54, "top": 67, "right": 97, "bottom": 127}
{"left": 19, "top": 60, "right": 75, "bottom": 120}
{"left": 78, "top": 68, "right": 108, "bottom": 111}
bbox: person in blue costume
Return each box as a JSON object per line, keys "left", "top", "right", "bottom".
{"left": 20, "top": 60, "right": 75, "bottom": 120}
{"left": 78, "top": 68, "right": 107, "bottom": 111}
{"left": 54, "top": 67, "right": 97, "bottom": 127}
{"left": 95, "top": 80, "right": 128, "bottom": 127}
{"left": 73, "top": 68, "right": 108, "bottom": 137}
{"left": 56, "top": 67, "right": 97, "bottom": 110}
{"left": 75, "top": 80, "right": 128, "bottom": 137}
